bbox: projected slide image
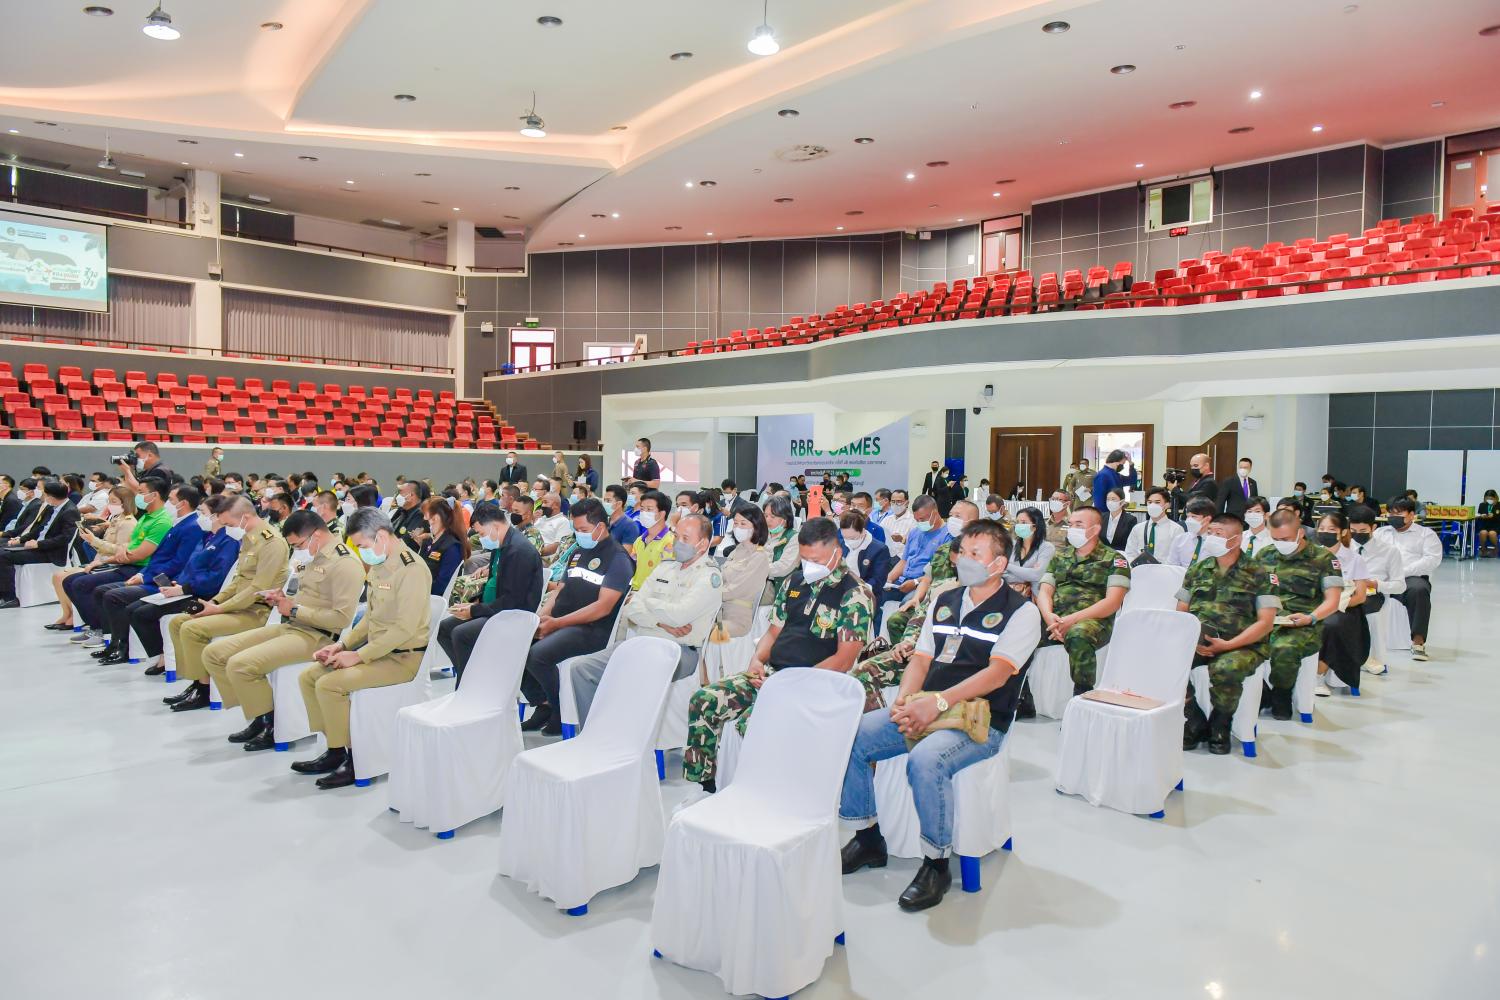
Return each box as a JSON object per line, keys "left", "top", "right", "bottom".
{"left": 0, "top": 209, "right": 109, "bottom": 312}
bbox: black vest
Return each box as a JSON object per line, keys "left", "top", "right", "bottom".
{"left": 925, "top": 583, "right": 1033, "bottom": 732}
{"left": 768, "top": 568, "right": 862, "bottom": 669}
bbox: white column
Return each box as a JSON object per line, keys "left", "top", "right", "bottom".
{"left": 192, "top": 280, "right": 222, "bottom": 352}
{"left": 188, "top": 169, "right": 220, "bottom": 235}
{"left": 447, "top": 219, "right": 475, "bottom": 271}
{"left": 450, "top": 314, "right": 466, "bottom": 396}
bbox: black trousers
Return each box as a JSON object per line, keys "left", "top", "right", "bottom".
{"left": 1319, "top": 609, "right": 1369, "bottom": 687}
{"left": 128, "top": 595, "right": 195, "bottom": 657}
{"left": 438, "top": 615, "right": 487, "bottom": 686}
{"left": 1394, "top": 576, "right": 1431, "bottom": 639}
{"left": 520, "top": 625, "right": 612, "bottom": 709}
{"left": 0, "top": 549, "right": 59, "bottom": 600}
{"left": 101, "top": 585, "right": 154, "bottom": 650}
{"left": 63, "top": 568, "right": 132, "bottom": 628}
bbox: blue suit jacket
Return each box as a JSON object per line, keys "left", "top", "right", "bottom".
{"left": 140, "top": 517, "right": 207, "bottom": 592}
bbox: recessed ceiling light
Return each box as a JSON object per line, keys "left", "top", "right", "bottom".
{"left": 992, "top": 192, "right": 1000, "bottom": 197}
{"left": 176, "top": 138, "right": 197, "bottom": 144}
{"left": 1134, "top": 162, "right": 1145, "bottom": 169}
{"left": 1480, "top": 24, "right": 1500, "bottom": 36}
{"left": 844, "top": 210, "right": 864, "bottom": 216}
{"left": 421, "top": 200, "right": 439, "bottom": 205}
{"left": 956, "top": 218, "right": 965, "bottom": 222}
{"left": 298, "top": 155, "right": 319, "bottom": 161}
{"left": 1056, "top": 138, "right": 1071, "bottom": 145}
{"left": 577, "top": 233, "right": 586, "bottom": 239}
{"left": 778, "top": 109, "right": 799, "bottom": 118}
{"left": 853, "top": 137, "right": 874, "bottom": 144}
{"left": 142, "top": 3, "right": 179, "bottom": 40}
{"left": 774, "top": 197, "right": 794, "bottom": 203}
{"left": 6, "top": 129, "right": 18, "bottom": 135}
{"left": 180, "top": 161, "right": 189, "bottom": 166}
{"left": 1249, "top": 90, "right": 1263, "bottom": 100}
{"left": 345, "top": 179, "right": 355, "bottom": 184}
{"left": 1228, "top": 125, "right": 1255, "bottom": 134}
{"left": 664, "top": 226, "right": 682, "bottom": 231}
{"left": 453, "top": 207, "right": 461, "bottom": 212}
{"left": 905, "top": 172, "right": 916, "bottom": 180}
{"left": 1110, "top": 64, "right": 1136, "bottom": 75}
{"left": 670, "top": 51, "right": 693, "bottom": 61}
{"left": 684, "top": 181, "right": 694, "bottom": 189}
{"left": 83, "top": 5, "right": 113, "bottom": 16}
{"left": 33, "top": 121, "right": 58, "bottom": 127}
{"left": 504, "top": 185, "right": 520, "bottom": 191}
{"left": 609, "top": 124, "right": 628, "bottom": 132}
{"left": 233, "top": 151, "right": 244, "bottom": 158}
{"left": 698, "top": 180, "right": 717, "bottom": 187}
{"left": 1168, "top": 100, "right": 1196, "bottom": 110}
{"left": 1042, "top": 20, "right": 1070, "bottom": 34}
{"left": 994, "top": 178, "right": 1016, "bottom": 185}
{"left": 394, "top": 94, "right": 416, "bottom": 102}
{"left": 706, "top": 231, "right": 714, "bottom": 236}
{"left": 590, "top": 213, "right": 606, "bottom": 219}
{"left": 926, "top": 160, "right": 949, "bottom": 168}
{"left": 1430, "top": 100, "right": 1446, "bottom": 108}
{"left": 835, "top": 226, "right": 844, "bottom": 230}
{"left": 260, "top": 21, "right": 282, "bottom": 31}
{"left": 928, "top": 203, "right": 939, "bottom": 209}
{"left": 1311, "top": 124, "right": 1324, "bottom": 132}
{"left": 537, "top": 15, "right": 562, "bottom": 27}
{"left": 1174, "top": 43, "right": 1187, "bottom": 50}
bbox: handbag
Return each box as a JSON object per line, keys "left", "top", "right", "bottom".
{"left": 898, "top": 691, "right": 991, "bottom": 749}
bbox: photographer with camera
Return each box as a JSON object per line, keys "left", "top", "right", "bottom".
{"left": 116, "top": 441, "right": 177, "bottom": 492}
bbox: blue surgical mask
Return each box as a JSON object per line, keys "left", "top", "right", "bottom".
{"left": 479, "top": 534, "right": 500, "bottom": 551}
{"left": 135, "top": 494, "right": 148, "bottom": 510}
{"left": 359, "top": 548, "right": 387, "bottom": 566}
{"left": 574, "top": 527, "right": 599, "bottom": 550}
{"left": 603, "top": 500, "right": 616, "bottom": 516}
{"left": 1014, "top": 522, "right": 1034, "bottom": 540}
{"left": 625, "top": 494, "right": 638, "bottom": 509}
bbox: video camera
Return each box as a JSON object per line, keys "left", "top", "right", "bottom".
{"left": 110, "top": 452, "right": 135, "bottom": 466}
{"left": 1162, "top": 468, "right": 1188, "bottom": 485}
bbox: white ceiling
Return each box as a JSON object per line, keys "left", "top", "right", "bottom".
{"left": 0, "top": 0, "right": 1497, "bottom": 243}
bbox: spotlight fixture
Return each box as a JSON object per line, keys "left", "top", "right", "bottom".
{"left": 1041, "top": 20, "right": 1070, "bottom": 34}
{"left": 925, "top": 160, "right": 949, "bottom": 168}
{"left": 905, "top": 172, "right": 916, "bottom": 180}
{"left": 774, "top": 197, "right": 794, "bottom": 203}
{"left": 1110, "top": 64, "right": 1136, "bottom": 75}
{"left": 537, "top": 15, "right": 562, "bottom": 27}
{"left": 260, "top": 21, "right": 282, "bottom": 31}
{"left": 1228, "top": 126, "right": 1255, "bottom": 134}
{"left": 609, "top": 124, "right": 628, "bottom": 132}
{"left": 97, "top": 134, "right": 116, "bottom": 171}
{"left": 590, "top": 213, "right": 607, "bottom": 219}
{"left": 1249, "top": 90, "right": 1263, "bottom": 99}
{"left": 610, "top": 212, "right": 620, "bottom": 218}
{"left": 747, "top": 0, "right": 779, "bottom": 55}
{"left": 669, "top": 51, "right": 693, "bottom": 61}
{"left": 394, "top": 94, "right": 416, "bottom": 102}
{"left": 298, "top": 155, "right": 319, "bottom": 161}
{"left": 83, "top": 5, "right": 113, "bottom": 16}
{"left": 778, "top": 109, "right": 799, "bottom": 118}
{"left": 1168, "top": 100, "right": 1197, "bottom": 110}
{"left": 142, "top": 3, "right": 179, "bottom": 40}
{"left": 853, "top": 137, "right": 874, "bottom": 144}
{"left": 518, "top": 92, "right": 547, "bottom": 138}
{"left": 176, "top": 138, "right": 197, "bottom": 144}
{"left": 698, "top": 180, "right": 717, "bottom": 187}
{"left": 1311, "top": 124, "right": 1324, "bottom": 132}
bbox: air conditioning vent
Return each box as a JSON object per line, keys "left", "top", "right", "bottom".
{"left": 360, "top": 218, "right": 412, "bottom": 231}
{"left": 476, "top": 226, "right": 506, "bottom": 239}
{"left": 776, "top": 144, "right": 832, "bottom": 163}
{"left": 14, "top": 155, "right": 72, "bottom": 171}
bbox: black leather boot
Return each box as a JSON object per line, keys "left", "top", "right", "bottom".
{"left": 1269, "top": 687, "right": 1293, "bottom": 721}
{"left": 291, "top": 746, "right": 347, "bottom": 775}
{"left": 227, "top": 713, "right": 268, "bottom": 744}
{"left": 840, "top": 826, "right": 889, "bottom": 874}
{"left": 242, "top": 714, "right": 278, "bottom": 752}
{"left": 519, "top": 703, "right": 553, "bottom": 732}
{"left": 169, "top": 682, "right": 211, "bottom": 712}
{"left": 1207, "top": 709, "right": 1233, "bottom": 755}
{"left": 1014, "top": 683, "right": 1037, "bottom": 720}
{"left": 1183, "top": 700, "right": 1210, "bottom": 750}
{"left": 898, "top": 857, "right": 953, "bottom": 911}
{"left": 315, "top": 752, "right": 357, "bottom": 790}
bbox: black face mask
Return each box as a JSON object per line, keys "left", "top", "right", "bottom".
{"left": 1350, "top": 530, "right": 1372, "bottom": 544}
{"left": 510, "top": 512, "right": 524, "bottom": 527}
{"left": 1191, "top": 468, "right": 1203, "bottom": 478}
{"left": 1387, "top": 515, "right": 1405, "bottom": 528}
{"left": 1315, "top": 531, "right": 1339, "bottom": 547}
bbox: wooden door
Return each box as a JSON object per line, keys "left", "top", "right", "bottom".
{"left": 990, "top": 426, "right": 1061, "bottom": 503}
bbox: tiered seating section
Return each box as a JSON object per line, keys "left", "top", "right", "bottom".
{"left": 678, "top": 209, "right": 1500, "bottom": 355}
{"left": 0, "top": 365, "right": 548, "bottom": 450}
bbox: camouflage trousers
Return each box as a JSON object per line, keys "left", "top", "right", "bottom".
{"left": 682, "top": 672, "right": 761, "bottom": 785}
{"left": 1268, "top": 623, "right": 1324, "bottom": 691}
{"left": 1039, "top": 617, "right": 1113, "bottom": 688}
{"left": 851, "top": 651, "right": 907, "bottom": 712}
{"left": 884, "top": 601, "right": 919, "bottom": 644}
{"left": 1192, "top": 644, "right": 1266, "bottom": 713}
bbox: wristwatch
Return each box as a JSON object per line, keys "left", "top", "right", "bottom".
{"left": 933, "top": 693, "right": 949, "bottom": 712}
{"left": 288, "top": 605, "right": 299, "bottom": 621}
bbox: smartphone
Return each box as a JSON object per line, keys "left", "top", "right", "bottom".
{"left": 153, "top": 572, "right": 172, "bottom": 588}
{"left": 284, "top": 576, "right": 301, "bottom": 597}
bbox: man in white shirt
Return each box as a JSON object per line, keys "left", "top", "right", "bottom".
{"left": 1347, "top": 505, "right": 1405, "bottom": 675}
{"left": 1125, "top": 486, "right": 1183, "bottom": 563}
{"left": 535, "top": 492, "right": 573, "bottom": 562}
{"left": 1240, "top": 496, "right": 1272, "bottom": 558}
{"left": 565, "top": 513, "right": 722, "bottom": 726}
{"left": 78, "top": 473, "right": 113, "bottom": 519}
{"left": 1373, "top": 496, "right": 1441, "bottom": 660}
{"left": 1165, "top": 497, "right": 1217, "bottom": 568}
{"left": 884, "top": 488, "right": 916, "bottom": 554}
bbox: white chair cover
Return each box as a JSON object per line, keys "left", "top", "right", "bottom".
{"left": 1054, "top": 609, "right": 1200, "bottom": 815}
{"left": 1384, "top": 599, "right": 1412, "bottom": 651}
{"left": 1026, "top": 644, "right": 1076, "bottom": 719}
{"left": 651, "top": 669, "right": 865, "bottom": 1000}
{"left": 1291, "top": 651, "right": 1320, "bottom": 723}
{"left": 348, "top": 595, "right": 442, "bottom": 782}
{"left": 1121, "top": 564, "right": 1186, "bottom": 612}
{"left": 1365, "top": 604, "right": 1389, "bottom": 667}
{"left": 655, "top": 673, "right": 698, "bottom": 752}
{"left": 1191, "top": 661, "right": 1270, "bottom": 756}
{"left": 497, "top": 636, "right": 680, "bottom": 910}
{"left": 161, "top": 612, "right": 182, "bottom": 681}
{"left": 388, "top": 610, "right": 538, "bottom": 833}
{"left": 16, "top": 563, "right": 56, "bottom": 607}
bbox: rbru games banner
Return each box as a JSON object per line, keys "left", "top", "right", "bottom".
{"left": 757, "top": 415, "right": 910, "bottom": 490}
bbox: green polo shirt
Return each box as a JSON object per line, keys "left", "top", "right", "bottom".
{"left": 127, "top": 506, "right": 174, "bottom": 566}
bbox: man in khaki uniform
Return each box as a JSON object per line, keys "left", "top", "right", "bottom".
{"left": 164, "top": 496, "right": 291, "bottom": 713}
{"left": 565, "top": 512, "right": 722, "bottom": 727}
{"left": 292, "top": 508, "right": 432, "bottom": 789}
{"left": 202, "top": 510, "right": 366, "bottom": 752}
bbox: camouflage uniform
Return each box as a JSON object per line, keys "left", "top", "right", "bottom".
{"left": 1177, "top": 552, "right": 1281, "bottom": 710}
{"left": 853, "top": 578, "right": 960, "bottom": 710}
{"left": 520, "top": 524, "right": 546, "bottom": 557}
{"left": 1039, "top": 542, "right": 1132, "bottom": 688}
{"left": 884, "top": 539, "right": 957, "bottom": 643}
{"left": 682, "top": 563, "right": 872, "bottom": 785}
{"left": 1261, "top": 542, "right": 1342, "bottom": 691}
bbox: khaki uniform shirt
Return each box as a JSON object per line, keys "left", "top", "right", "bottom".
{"left": 286, "top": 541, "right": 366, "bottom": 639}
{"left": 213, "top": 520, "right": 291, "bottom": 612}
{"left": 344, "top": 547, "right": 433, "bottom": 663}
{"left": 622, "top": 554, "right": 723, "bottom": 646}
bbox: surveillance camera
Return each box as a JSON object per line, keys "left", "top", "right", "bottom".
{"left": 972, "top": 406, "right": 981, "bottom": 415}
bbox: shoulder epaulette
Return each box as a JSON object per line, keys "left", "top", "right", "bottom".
{"left": 334, "top": 544, "right": 349, "bottom": 556}
{"left": 400, "top": 550, "right": 415, "bottom": 566}
{"left": 260, "top": 528, "right": 276, "bottom": 540}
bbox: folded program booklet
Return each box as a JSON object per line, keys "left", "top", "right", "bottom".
{"left": 1081, "top": 688, "right": 1164, "bottom": 710}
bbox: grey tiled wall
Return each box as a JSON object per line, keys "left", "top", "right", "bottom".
{"left": 1377, "top": 141, "right": 1443, "bottom": 225}
{"left": 1328, "top": 389, "right": 1499, "bottom": 503}
{"left": 899, "top": 225, "right": 980, "bottom": 293}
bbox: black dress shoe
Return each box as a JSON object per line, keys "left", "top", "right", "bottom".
{"left": 898, "top": 858, "right": 953, "bottom": 912}
{"left": 44, "top": 622, "right": 74, "bottom": 631}
{"left": 540, "top": 717, "right": 563, "bottom": 737}
{"left": 170, "top": 683, "right": 211, "bottom": 712}
{"left": 1207, "top": 709, "right": 1233, "bottom": 755}
{"left": 163, "top": 682, "right": 202, "bottom": 706}
{"left": 91, "top": 646, "right": 118, "bottom": 660}
{"left": 143, "top": 663, "right": 165, "bottom": 676}
{"left": 1269, "top": 688, "right": 1293, "bottom": 722}
{"left": 519, "top": 703, "right": 553, "bottom": 732}
{"left": 242, "top": 715, "right": 277, "bottom": 752}
{"left": 0, "top": 599, "right": 21, "bottom": 610}
{"left": 1183, "top": 701, "right": 1210, "bottom": 751}
{"left": 291, "top": 747, "right": 347, "bottom": 775}
{"left": 1014, "top": 685, "right": 1037, "bottom": 720}
{"left": 841, "top": 832, "right": 889, "bottom": 875}
{"left": 316, "top": 756, "right": 357, "bottom": 790}
{"left": 96, "top": 650, "right": 130, "bottom": 666}
{"left": 227, "top": 714, "right": 269, "bottom": 744}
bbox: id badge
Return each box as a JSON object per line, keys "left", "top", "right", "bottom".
{"left": 936, "top": 634, "right": 962, "bottom": 664}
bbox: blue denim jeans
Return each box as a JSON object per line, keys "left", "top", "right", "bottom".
{"left": 839, "top": 708, "right": 1005, "bottom": 856}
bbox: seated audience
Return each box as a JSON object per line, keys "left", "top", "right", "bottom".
{"left": 1123, "top": 487, "right": 1181, "bottom": 564}
{"left": 839, "top": 509, "right": 892, "bottom": 624}
{"left": 0, "top": 481, "right": 81, "bottom": 609}
{"left": 63, "top": 477, "right": 174, "bottom": 640}
{"left": 1313, "top": 511, "right": 1370, "bottom": 695}
{"left": 419, "top": 497, "right": 468, "bottom": 597}
{"left": 1347, "top": 504, "right": 1404, "bottom": 676}
{"left": 52, "top": 485, "right": 135, "bottom": 628}
{"left": 629, "top": 490, "right": 674, "bottom": 591}
{"left": 1101, "top": 486, "right": 1136, "bottom": 550}
{"left": 1375, "top": 495, "right": 1441, "bottom": 661}
{"left": 1166, "top": 497, "right": 1218, "bottom": 567}
{"left": 1044, "top": 490, "right": 1072, "bottom": 547}
{"left": 1002, "top": 505, "right": 1054, "bottom": 596}
{"left": 1036, "top": 506, "right": 1130, "bottom": 695}
{"left": 1241, "top": 496, "right": 1272, "bottom": 556}
{"left": 436, "top": 504, "right": 545, "bottom": 685}
{"left": 1260, "top": 509, "right": 1343, "bottom": 720}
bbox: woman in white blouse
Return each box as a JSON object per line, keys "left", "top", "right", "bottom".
{"left": 717, "top": 505, "right": 772, "bottom": 638}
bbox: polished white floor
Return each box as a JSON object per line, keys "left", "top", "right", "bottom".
{"left": 3, "top": 561, "right": 1496, "bottom": 999}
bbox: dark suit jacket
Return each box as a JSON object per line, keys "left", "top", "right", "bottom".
{"left": 1103, "top": 511, "right": 1137, "bottom": 551}
{"left": 24, "top": 501, "right": 82, "bottom": 565}
{"left": 1186, "top": 475, "right": 1218, "bottom": 506}
{"left": 0, "top": 492, "right": 24, "bottom": 534}
{"left": 472, "top": 526, "right": 545, "bottom": 619}
{"left": 4, "top": 497, "right": 43, "bottom": 539}
{"left": 1217, "top": 476, "right": 1261, "bottom": 517}
{"left": 498, "top": 464, "right": 529, "bottom": 486}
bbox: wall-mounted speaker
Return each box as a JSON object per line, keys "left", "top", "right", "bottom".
{"left": 572, "top": 419, "right": 587, "bottom": 441}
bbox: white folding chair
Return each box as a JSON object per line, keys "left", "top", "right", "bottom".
{"left": 1291, "top": 651, "right": 1322, "bottom": 724}
{"left": 871, "top": 682, "right": 1014, "bottom": 891}
{"left": 1384, "top": 598, "right": 1413, "bottom": 652}
{"left": 1055, "top": 609, "right": 1200, "bottom": 817}
{"left": 16, "top": 563, "right": 57, "bottom": 607}
{"left": 651, "top": 670, "right": 865, "bottom": 1000}
{"left": 388, "top": 610, "right": 538, "bottom": 837}
{"left": 1365, "top": 603, "right": 1389, "bottom": 671}
{"left": 160, "top": 611, "right": 183, "bottom": 683}
{"left": 347, "top": 596, "right": 443, "bottom": 785}
{"left": 1191, "top": 661, "right": 1269, "bottom": 758}
{"left": 1025, "top": 645, "right": 1076, "bottom": 719}
{"left": 1121, "top": 564, "right": 1186, "bottom": 612}
{"left": 498, "top": 636, "right": 680, "bottom": 913}
{"left": 250, "top": 608, "right": 316, "bottom": 751}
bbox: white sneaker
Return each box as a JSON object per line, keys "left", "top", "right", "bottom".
{"left": 1411, "top": 643, "right": 1428, "bottom": 661}
{"left": 1314, "top": 682, "right": 1332, "bottom": 698}
{"left": 69, "top": 629, "right": 97, "bottom": 644}
{"left": 1363, "top": 660, "right": 1387, "bottom": 676}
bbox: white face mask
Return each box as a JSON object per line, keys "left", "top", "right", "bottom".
{"left": 1048, "top": 499, "right": 1066, "bottom": 514}
{"left": 1146, "top": 502, "right": 1165, "bottom": 520}
{"left": 1198, "top": 535, "right": 1230, "bottom": 559}
{"left": 891, "top": 504, "right": 908, "bottom": 517}
{"left": 1239, "top": 469, "right": 1251, "bottom": 479}
{"left": 1066, "top": 526, "right": 1091, "bottom": 549}
{"left": 1245, "top": 511, "right": 1265, "bottom": 530}
{"left": 196, "top": 512, "right": 213, "bottom": 532}
{"left": 1106, "top": 499, "right": 1124, "bottom": 513}
{"left": 841, "top": 531, "right": 864, "bottom": 549}
{"left": 1185, "top": 517, "right": 1206, "bottom": 536}
{"left": 801, "top": 556, "right": 834, "bottom": 584}
{"left": 106, "top": 503, "right": 123, "bottom": 518}
{"left": 639, "top": 510, "right": 659, "bottom": 529}
{"left": 732, "top": 524, "right": 753, "bottom": 543}
{"left": 341, "top": 499, "right": 356, "bottom": 516}
{"left": 1272, "top": 538, "right": 1300, "bottom": 556}
{"left": 506, "top": 457, "right": 515, "bottom": 466}
{"left": 225, "top": 523, "right": 247, "bottom": 541}
{"left": 944, "top": 515, "right": 966, "bottom": 536}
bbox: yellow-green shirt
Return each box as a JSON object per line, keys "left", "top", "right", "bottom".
{"left": 631, "top": 525, "right": 675, "bottom": 591}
